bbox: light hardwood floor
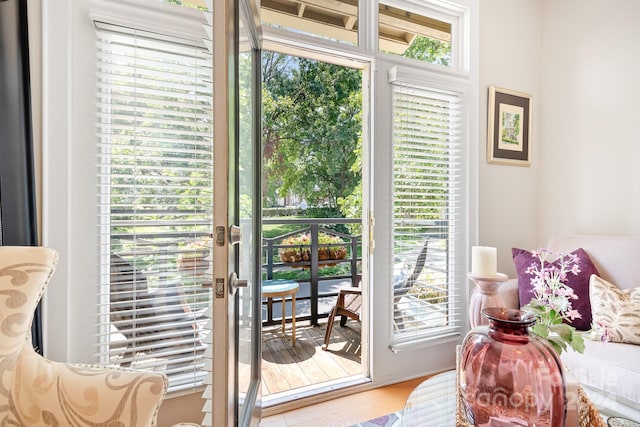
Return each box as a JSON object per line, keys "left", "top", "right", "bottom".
{"left": 259, "top": 376, "right": 430, "bottom": 427}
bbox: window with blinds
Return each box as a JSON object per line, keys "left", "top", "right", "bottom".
{"left": 390, "top": 76, "right": 464, "bottom": 347}
{"left": 95, "top": 27, "right": 213, "bottom": 392}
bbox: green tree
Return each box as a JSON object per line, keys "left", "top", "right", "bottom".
{"left": 403, "top": 36, "right": 451, "bottom": 66}
{"left": 262, "top": 53, "right": 298, "bottom": 207}
{"left": 162, "top": 0, "right": 205, "bottom": 10}
{"left": 262, "top": 53, "right": 362, "bottom": 212}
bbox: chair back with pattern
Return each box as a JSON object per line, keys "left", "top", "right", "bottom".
{"left": 1, "top": 246, "right": 167, "bottom": 426}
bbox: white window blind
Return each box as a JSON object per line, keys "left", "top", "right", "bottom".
{"left": 95, "top": 26, "right": 213, "bottom": 392}
{"left": 390, "top": 79, "right": 464, "bottom": 347}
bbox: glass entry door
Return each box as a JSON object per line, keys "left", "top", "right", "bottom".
{"left": 236, "top": 0, "right": 262, "bottom": 425}
{"left": 211, "top": 0, "right": 262, "bottom": 425}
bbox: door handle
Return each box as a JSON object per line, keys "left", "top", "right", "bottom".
{"left": 229, "top": 225, "right": 242, "bottom": 245}
{"left": 229, "top": 272, "right": 248, "bottom": 294}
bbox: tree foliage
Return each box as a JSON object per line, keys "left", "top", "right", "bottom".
{"left": 162, "top": 0, "right": 205, "bottom": 10}
{"left": 262, "top": 52, "right": 362, "bottom": 213}
{"left": 403, "top": 36, "right": 451, "bottom": 66}
{"left": 261, "top": 37, "right": 449, "bottom": 218}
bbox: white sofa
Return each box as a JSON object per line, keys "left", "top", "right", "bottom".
{"left": 498, "top": 235, "right": 640, "bottom": 416}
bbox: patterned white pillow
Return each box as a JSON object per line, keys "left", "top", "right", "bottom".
{"left": 589, "top": 275, "right": 640, "bottom": 345}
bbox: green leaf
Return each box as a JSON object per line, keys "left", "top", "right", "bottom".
{"left": 522, "top": 301, "right": 546, "bottom": 318}
{"left": 571, "top": 333, "right": 585, "bottom": 354}
{"left": 549, "top": 323, "right": 574, "bottom": 342}
{"left": 531, "top": 322, "right": 549, "bottom": 339}
{"left": 546, "top": 337, "right": 564, "bottom": 355}
{"left": 548, "top": 335, "right": 568, "bottom": 353}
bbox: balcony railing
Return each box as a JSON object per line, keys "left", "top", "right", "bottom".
{"left": 108, "top": 215, "right": 363, "bottom": 328}
{"left": 262, "top": 218, "right": 362, "bottom": 326}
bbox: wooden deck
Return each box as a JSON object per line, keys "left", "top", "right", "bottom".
{"left": 262, "top": 319, "right": 362, "bottom": 396}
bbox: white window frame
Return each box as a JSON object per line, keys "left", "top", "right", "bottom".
{"left": 368, "top": 0, "right": 478, "bottom": 381}
{"left": 42, "top": 0, "right": 209, "bottom": 376}
{"left": 387, "top": 65, "right": 468, "bottom": 349}
{"left": 377, "top": 0, "right": 470, "bottom": 73}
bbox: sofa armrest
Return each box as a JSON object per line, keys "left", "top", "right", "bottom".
{"left": 11, "top": 344, "right": 168, "bottom": 426}
{"left": 498, "top": 278, "right": 520, "bottom": 310}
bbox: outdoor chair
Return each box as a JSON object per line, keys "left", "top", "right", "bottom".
{"left": 322, "top": 274, "right": 362, "bottom": 351}
{"left": 110, "top": 253, "right": 206, "bottom": 366}
{"left": 393, "top": 238, "right": 430, "bottom": 330}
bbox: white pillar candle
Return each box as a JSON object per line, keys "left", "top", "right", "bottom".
{"left": 471, "top": 246, "right": 497, "bottom": 277}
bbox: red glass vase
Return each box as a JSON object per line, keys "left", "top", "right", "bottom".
{"left": 459, "top": 308, "right": 566, "bottom": 426}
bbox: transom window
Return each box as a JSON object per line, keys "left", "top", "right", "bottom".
{"left": 379, "top": 1, "right": 452, "bottom": 65}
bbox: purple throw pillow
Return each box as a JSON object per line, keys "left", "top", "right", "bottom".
{"left": 512, "top": 247, "right": 600, "bottom": 331}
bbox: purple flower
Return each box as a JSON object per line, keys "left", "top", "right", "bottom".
{"left": 527, "top": 248, "right": 582, "bottom": 324}
{"left": 523, "top": 248, "right": 587, "bottom": 355}
{"left": 566, "top": 310, "right": 582, "bottom": 320}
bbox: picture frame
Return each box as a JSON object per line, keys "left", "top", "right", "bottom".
{"left": 487, "top": 86, "right": 532, "bottom": 166}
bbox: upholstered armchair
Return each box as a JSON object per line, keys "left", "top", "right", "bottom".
{"left": 0, "top": 246, "right": 168, "bottom": 426}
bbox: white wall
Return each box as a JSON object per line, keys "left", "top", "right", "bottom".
{"left": 479, "top": 0, "right": 542, "bottom": 276}
{"left": 479, "top": 0, "right": 640, "bottom": 280}
{"left": 539, "top": 0, "right": 640, "bottom": 240}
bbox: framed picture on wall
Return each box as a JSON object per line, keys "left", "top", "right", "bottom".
{"left": 487, "top": 86, "right": 532, "bottom": 166}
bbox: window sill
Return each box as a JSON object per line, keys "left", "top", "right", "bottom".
{"left": 388, "top": 332, "right": 461, "bottom": 353}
